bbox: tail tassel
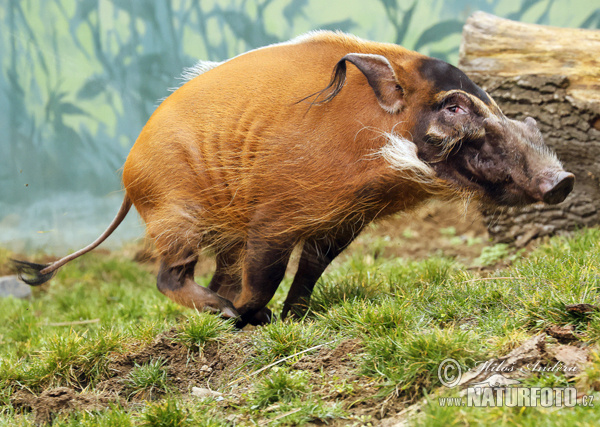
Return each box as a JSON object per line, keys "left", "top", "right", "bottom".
{"left": 12, "top": 259, "right": 57, "bottom": 286}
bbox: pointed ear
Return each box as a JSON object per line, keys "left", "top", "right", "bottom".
{"left": 298, "top": 52, "right": 405, "bottom": 114}
{"left": 342, "top": 53, "right": 405, "bottom": 114}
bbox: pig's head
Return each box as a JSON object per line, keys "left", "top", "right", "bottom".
{"left": 410, "top": 58, "right": 574, "bottom": 206}
{"left": 311, "top": 52, "right": 574, "bottom": 207}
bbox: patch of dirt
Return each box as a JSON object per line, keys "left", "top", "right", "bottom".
{"left": 9, "top": 329, "right": 256, "bottom": 424}
{"left": 546, "top": 324, "right": 583, "bottom": 342}
{"left": 96, "top": 328, "right": 254, "bottom": 400}
{"left": 292, "top": 339, "right": 408, "bottom": 422}
{"left": 11, "top": 387, "right": 113, "bottom": 425}
{"left": 8, "top": 331, "right": 400, "bottom": 425}
{"left": 294, "top": 338, "right": 362, "bottom": 375}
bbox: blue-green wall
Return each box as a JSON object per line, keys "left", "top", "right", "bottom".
{"left": 2, "top": 0, "right": 599, "bottom": 252}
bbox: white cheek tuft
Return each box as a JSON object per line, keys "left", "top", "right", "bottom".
{"left": 377, "top": 133, "right": 436, "bottom": 183}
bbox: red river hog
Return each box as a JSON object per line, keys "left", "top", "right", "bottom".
{"left": 14, "top": 31, "right": 574, "bottom": 327}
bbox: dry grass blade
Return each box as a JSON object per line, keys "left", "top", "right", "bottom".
{"left": 227, "top": 340, "right": 337, "bottom": 387}
{"left": 44, "top": 319, "right": 100, "bottom": 327}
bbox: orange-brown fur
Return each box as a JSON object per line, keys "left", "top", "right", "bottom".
{"left": 123, "top": 32, "right": 447, "bottom": 267}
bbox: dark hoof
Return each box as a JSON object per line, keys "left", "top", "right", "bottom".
{"left": 234, "top": 318, "right": 249, "bottom": 329}
{"left": 235, "top": 307, "right": 275, "bottom": 328}
{"left": 248, "top": 307, "right": 274, "bottom": 326}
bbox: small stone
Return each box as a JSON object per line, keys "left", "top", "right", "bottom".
{"left": 546, "top": 324, "right": 579, "bottom": 341}
{"left": 200, "top": 364, "right": 212, "bottom": 373}
{"left": 0, "top": 276, "right": 32, "bottom": 299}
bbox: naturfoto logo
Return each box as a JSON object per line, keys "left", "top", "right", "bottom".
{"left": 437, "top": 358, "right": 594, "bottom": 408}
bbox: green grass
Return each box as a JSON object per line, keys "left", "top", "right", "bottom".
{"left": 174, "top": 311, "right": 235, "bottom": 350}
{"left": 250, "top": 319, "right": 332, "bottom": 366}
{"left": 2, "top": 228, "right": 600, "bottom": 425}
{"left": 249, "top": 368, "right": 310, "bottom": 408}
{"left": 125, "top": 358, "right": 172, "bottom": 399}
{"left": 362, "top": 326, "right": 486, "bottom": 398}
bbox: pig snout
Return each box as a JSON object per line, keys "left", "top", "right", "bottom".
{"left": 539, "top": 171, "right": 575, "bottom": 205}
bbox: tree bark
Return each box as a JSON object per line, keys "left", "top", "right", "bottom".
{"left": 459, "top": 12, "right": 600, "bottom": 246}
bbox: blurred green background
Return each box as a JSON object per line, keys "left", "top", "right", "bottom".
{"left": 2, "top": 0, "right": 599, "bottom": 253}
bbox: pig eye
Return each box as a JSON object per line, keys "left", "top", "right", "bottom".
{"left": 446, "top": 104, "right": 467, "bottom": 114}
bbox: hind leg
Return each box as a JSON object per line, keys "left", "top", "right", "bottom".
{"left": 157, "top": 253, "right": 239, "bottom": 319}
{"left": 232, "top": 237, "right": 293, "bottom": 327}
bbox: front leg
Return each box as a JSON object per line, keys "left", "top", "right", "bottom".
{"left": 281, "top": 230, "right": 358, "bottom": 319}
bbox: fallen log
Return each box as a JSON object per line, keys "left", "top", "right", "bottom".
{"left": 459, "top": 12, "right": 600, "bottom": 246}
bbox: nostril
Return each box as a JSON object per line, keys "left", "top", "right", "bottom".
{"left": 542, "top": 172, "right": 575, "bottom": 205}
